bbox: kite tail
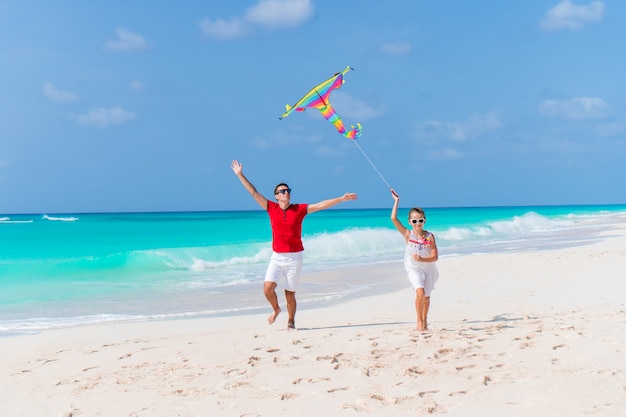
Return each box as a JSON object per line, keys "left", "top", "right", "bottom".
{"left": 319, "top": 104, "right": 362, "bottom": 139}
{"left": 345, "top": 123, "right": 362, "bottom": 139}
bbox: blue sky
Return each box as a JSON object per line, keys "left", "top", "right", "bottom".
{"left": 1, "top": 0, "right": 624, "bottom": 213}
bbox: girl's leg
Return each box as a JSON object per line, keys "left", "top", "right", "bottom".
{"left": 415, "top": 288, "right": 426, "bottom": 331}
{"left": 422, "top": 296, "right": 431, "bottom": 331}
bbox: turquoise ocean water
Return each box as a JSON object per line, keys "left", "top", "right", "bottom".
{"left": 1, "top": 205, "right": 625, "bottom": 336}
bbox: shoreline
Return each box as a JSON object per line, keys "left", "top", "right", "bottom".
{"left": 1, "top": 224, "right": 625, "bottom": 416}
{"left": 3, "top": 208, "right": 625, "bottom": 338}
{"left": 0, "top": 260, "right": 410, "bottom": 338}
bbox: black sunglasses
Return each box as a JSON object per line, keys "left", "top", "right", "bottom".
{"left": 275, "top": 188, "right": 292, "bottom": 195}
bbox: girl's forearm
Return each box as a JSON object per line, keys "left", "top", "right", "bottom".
{"left": 413, "top": 253, "right": 438, "bottom": 262}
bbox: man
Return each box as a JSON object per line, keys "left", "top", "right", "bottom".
{"left": 231, "top": 160, "right": 358, "bottom": 330}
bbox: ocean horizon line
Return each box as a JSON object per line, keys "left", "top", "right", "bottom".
{"left": 3, "top": 202, "right": 626, "bottom": 217}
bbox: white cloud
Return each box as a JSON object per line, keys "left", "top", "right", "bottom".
{"left": 76, "top": 107, "right": 135, "bottom": 128}
{"left": 249, "top": 137, "right": 272, "bottom": 149}
{"left": 245, "top": 0, "right": 313, "bottom": 29}
{"left": 249, "top": 130, "right": 324, "bottom": 150}
{"left": 199, "top": 17, "right": 247, "bottom": 39}
{"left": 129, "top": 80, "right": 146, "bottom": 91}
{"left": 540, "top": 0, "right": 604, "bottom": 31}
{"left": 538, "top": 97, "right": 610, "bottom": 119}
{"left": 330, "top": 91, "right": 385, "bottom": 122}
{"left": 379, "top": 42, "right": 411, "bottom": 56}
{"left": 428, "top": 148, "right": 462, "bottom": 160}
{"left": 105, "top": 27, "right": 150, "bottom": 52}
{"left": 596, "top": 120, "right": 626, "bottom": 137}
{"left": 249, "top": 130, "right": 296, "bottom": 149}
{"left": 417, "top": 112, "right": 503, "bottom": 142}
{"left": 313, "top": 145, "right": 336, "bottom": 157}
{"left": 42, "top": 82, "right": 79, "bottom": 103}
{"left": 200, "top": 0, "right": 313, "bottom": 39}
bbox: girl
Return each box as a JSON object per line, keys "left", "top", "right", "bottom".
{"left": 390, "top": 189, "right": 439, "bottom": 332}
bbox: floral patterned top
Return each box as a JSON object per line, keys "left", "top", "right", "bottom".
{"left": 404, "top": 230, "right": 435, "bottom": 266}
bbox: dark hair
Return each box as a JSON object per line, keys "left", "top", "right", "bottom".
{"left": 274, "top": 183, "right": 290, "bottom": 195}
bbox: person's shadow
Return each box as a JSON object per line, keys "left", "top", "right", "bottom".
{"left": 294, "top": 321, "right": 412, "bottom": 331}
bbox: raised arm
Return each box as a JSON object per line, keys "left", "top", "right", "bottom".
{"left": 390, "top": 188, "right": 409, "bottom": 239}
{"left": 230, "top": 160, "right": 268, "bottom": 209}
{"left": 307, "top": 192, "right": 358, "bottom": 214}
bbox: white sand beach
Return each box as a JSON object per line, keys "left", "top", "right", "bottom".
{"left": 1, "top": 225, "right": 625, "bottom": 417}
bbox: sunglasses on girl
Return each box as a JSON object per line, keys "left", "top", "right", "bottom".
{"left": 275, "top": 188, "right": 292, "bottom": 195}
{"left": 410, "top": 218, "right": 425, "bottom": 224}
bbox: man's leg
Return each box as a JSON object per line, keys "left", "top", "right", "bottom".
{"left": 264, "top": 281, "right": 281, "bottom": 324}
{"left": 283, "top": 252, "right": 302, "bottom": 330}
{"left": 285, "top": 290, "right": 297, "bottom": 329}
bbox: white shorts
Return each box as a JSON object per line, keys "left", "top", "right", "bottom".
{"left": 405, "top": 263, "right": 439, "bottom": 297}
{"left": 264, "top": 251, "right": 303, "bottom": 292}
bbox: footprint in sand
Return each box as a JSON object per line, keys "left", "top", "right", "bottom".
{"left": 225, "top": 381, "right": 250, "bottom": 390}
{"left": 405, "top": 366, "right": 425, "bottom": 376}
{"left": 341, "top": 403, "right": 369, "bottom": 412}
{"left": 279, "top": 392, "right": 298, "bottom": 400}
{"left": 434, "top": 348, "right": 453, "bottom": 359}
{"left": 455, "top": 364, "right": 476, "bottom": 371}
{"left": 369, "top": 394, "right": 385, "bottom": 402}
{"left": 328, "top": 386, "right": 350, "bottom": 393}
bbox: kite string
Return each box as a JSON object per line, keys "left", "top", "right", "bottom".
{"left": 351, "top": 140, "right": 392, "bottom": 189}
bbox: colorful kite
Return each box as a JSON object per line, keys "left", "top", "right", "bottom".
{"left": 279, "top": 66, "right": 362, "bottom": 139}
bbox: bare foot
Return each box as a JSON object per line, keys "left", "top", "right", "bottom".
{"left": 287, "top": 321, "right": 296, "bottom": 331}
{"left": 414, "top": 324, "right": 429, "bottom": 332}
{"left": 268, "top": 308, "right": 281, "bottom": 325}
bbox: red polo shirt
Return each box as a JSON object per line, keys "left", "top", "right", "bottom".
{"left": 267, "top": 200, "right": 309, "bottom": 252}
